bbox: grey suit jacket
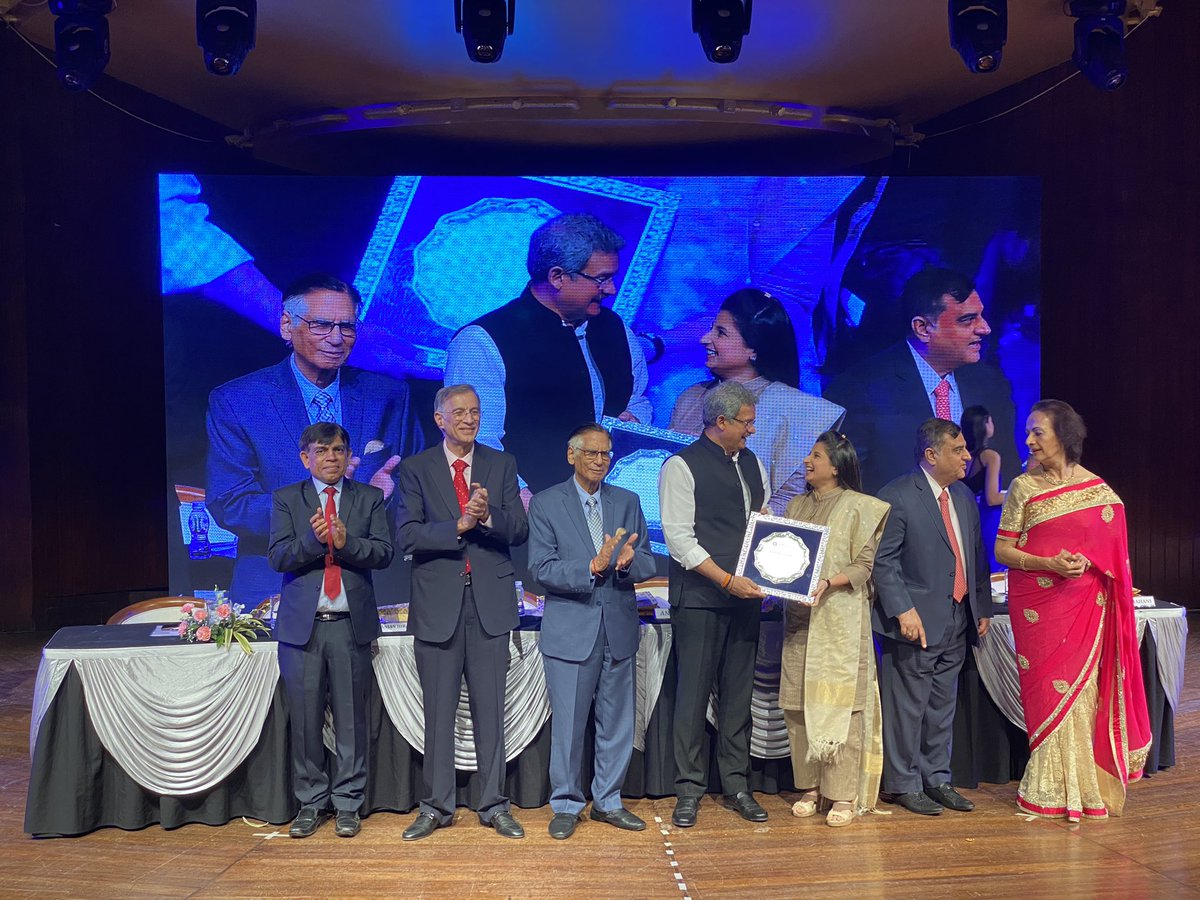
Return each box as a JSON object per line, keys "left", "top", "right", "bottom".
{"left": 268, "top": 478, "right": 393, "bottom": 647}
{"left": 528, "top": 477, "right": 657, "bottom": 663}
{"left": 395, "top": 443, "right": 529, "bottom": 642}
{"left": 872, "top": 469, "right": 991, "bottom": 645}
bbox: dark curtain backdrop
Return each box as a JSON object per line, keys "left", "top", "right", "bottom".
{"left": 2, "top": 0, "right": 1196, "bottom": 630}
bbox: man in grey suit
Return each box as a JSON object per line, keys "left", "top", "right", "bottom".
{"left": 527, "top": 423, "right": 657, "bottom": 840}
{"left": 395, "top": 384, "right": 529, "bottom": 841}
{"left": 268, "top": 421, "right": 394, "bottom": 839}
{"left": 872, "top": 418, "right": 991, "bottom": 816}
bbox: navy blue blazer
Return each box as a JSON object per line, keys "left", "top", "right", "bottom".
{"left": 267, "top": 477, "right": 393, "bottom": 647}
{"left": 206, "top": 358, "right": 423, "bottom": 595}
{"left": 824, "top": 341, "right": 1018, "bottom": 494}
{"left": 395, "top": 443, "right": 529, "bottom": 642}
{"left": 528, "top": 477, "right": 657, "bottom": 663}
{"left": 872, "top": 469, "right": 991, "bottom": 646}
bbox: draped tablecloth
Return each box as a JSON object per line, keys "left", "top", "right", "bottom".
{"left": 28, "top": 623, "right": 675, "bottom": 799}
{"left": 972, "top": 603, "right": 1188, "bottom": 733}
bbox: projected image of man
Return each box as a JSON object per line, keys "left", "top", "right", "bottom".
{"left": 206, "top": 273, "right": 424, "bottom": 603}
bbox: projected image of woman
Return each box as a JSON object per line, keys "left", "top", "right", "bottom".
{"left": 994, "top": 399, "right": 1151, "bottom": 822}
{"left": 669, "top": 288, "right": 845, "bottom": 513}
{"left": 960, "top": 404, "right": 1005, "bottom": 571}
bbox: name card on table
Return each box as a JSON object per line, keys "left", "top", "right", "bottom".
{"left": 1133, "top": 595, "right": 1157, "bottom": 609}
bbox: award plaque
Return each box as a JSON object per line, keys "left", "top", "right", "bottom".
{"left": 735, "top": 512, "right": 830, "bottom": 604}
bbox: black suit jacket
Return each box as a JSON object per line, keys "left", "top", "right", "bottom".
{"left": 395, "top": 443, "right": 529, "bottom": 642}
{"left": 824, "top": 341, "right": 1019, "bottom": 494}
{"left": 268, "top": 478, "right": 393, "bottom": 647}
{"left": 872, "top": 469, "right": 991, "bottom": 646}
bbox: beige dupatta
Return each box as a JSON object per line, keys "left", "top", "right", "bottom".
{"left": 780, "top": 490, "right": 889, "bottom": 812}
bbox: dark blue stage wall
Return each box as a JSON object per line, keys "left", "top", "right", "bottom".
{"left": 160, "top": 175, "right": 1041, "bottom": 605}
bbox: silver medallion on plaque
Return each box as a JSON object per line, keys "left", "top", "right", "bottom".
{"left": 752, "top": 531, "right": 811, "bottom": 585}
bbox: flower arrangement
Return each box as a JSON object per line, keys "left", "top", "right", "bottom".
{"left": 178, "top": 599, "right": 270, "bottom": 654}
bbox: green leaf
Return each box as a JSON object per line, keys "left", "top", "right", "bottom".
{"left": 234, "top": 632, "right": 253, "bottom": 655}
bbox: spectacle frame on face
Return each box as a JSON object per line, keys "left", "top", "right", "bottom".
{"left": 728, "top": 415, "right": 756, "bottom": 429}
{"left": 295, "top": 314, "right": 358, "bottom": 337}
{"left": 574, "top": 448, "right": 614, "bottom": 461}
{"left": 569, "top": 271, "right": 616, "bottom": 289}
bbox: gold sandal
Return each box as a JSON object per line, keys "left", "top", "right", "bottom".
{"left": 826, "top": 802, "right": 855, "bottom": 828}
{"left": 791, "top": 790, "right": 821, "bottom": 819}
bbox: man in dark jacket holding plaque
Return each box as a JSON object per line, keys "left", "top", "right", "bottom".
{"left": 658, "top": 381, "right": 769, "bottom": 829}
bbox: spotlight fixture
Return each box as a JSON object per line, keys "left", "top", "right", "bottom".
{"left": 48, "top": 0, "right": 113, "bottom": 92}
{"left": 948, "top": 1, "right": 1007, "bottom": 73}
{"left": 692, "top": 0, "right": 752, "bottom": 64}
{"left": 1066, "top": 1, "right": 1128, "bottom": 91}
{"left": 196, "top": 0, "right": 257, "bottom": 76}
{"left": 454, "top": 0, "right": 514, "bottom": 64}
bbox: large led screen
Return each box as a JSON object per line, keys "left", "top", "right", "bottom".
{"left": 161, "top": 175, "right": 1040, "bottom": 604}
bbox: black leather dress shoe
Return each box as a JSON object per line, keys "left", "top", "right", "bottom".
{"left": 548, "top": 812, "right": 579, "bottom": 839}
{"left": 672, "top": 796, "right": 699, "bottom": 828}
{"left": 402, "top": 812, "right": 442, "bottom": 841}
{"left": 289, "top": 805, "right": 326, "bottom": 838}
{"left": 724, "top": 792, "right": 769, "bottom": 822}
{"left": 925, "top": 783, "right": 975, "bottom": 812}
{"left": 889, "top": 791, "right": 943, "bottom": 816}
{"left": 487, "top": 811, "right": 525, "bottom": 838}
{"left": 334, "top": 810, "right": 361, "bottom": 837}
{"left": 589, "top": 807, "right": 646, "bottom": 831}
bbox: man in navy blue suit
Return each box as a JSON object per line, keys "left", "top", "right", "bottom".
{"left": 872, "top": 418, "right": 991, "bottom": 817}
{"left": 268, "top": 421, "right": 394, "bottom": 839}
{"left": 206, "top": 273, "right": 423, "bottom": 604}
{"left": 527, "top": 423, "right": 657, "bottom": 839}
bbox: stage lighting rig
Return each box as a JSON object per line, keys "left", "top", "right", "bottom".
{"left": 197, "top": 0, "right": 257, "bottom": 76}
{"left": 692, "top": 0, "right": 752, "bottom": 64}
{"left": 948, "top": 1, "right": 1007, "bottom": 73}
{"left": 1066, "top": 1, "right": 1128, "bottom": 91}
{"left": 454, "top": 0, "right": 514, "bottom": 63}
{"left": 48, "top": 0, "right": 113, "bottom": 92}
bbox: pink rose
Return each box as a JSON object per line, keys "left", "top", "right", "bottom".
{"left": 196, "top": 626, "right": 212, "bottom": 642}
{"left": 215, "top": 603, "right": 232, "bottom": 618}
{"left": 194, "top": 608, "right": 208, "bottom": 621}
{"left": 181, "top": 603, "right": 194, "bottom": 614}
{"left": 177, "top": 621, "right": 188, "bottom": 636}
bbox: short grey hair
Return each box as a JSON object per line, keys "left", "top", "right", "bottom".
{"left": 702, "top": 381, "right": 756, "bottom": 428}
{"left": 567, "top": 422, "right": 611, "bottom": 450}
{"left": 434, "top": 383, "right": 479, "bottom": 415}
{"left": 281, "top": 273, "right": 362, "bottom": 319}
{"left": 527, "top": 213, "right": 625, "bottom": 283}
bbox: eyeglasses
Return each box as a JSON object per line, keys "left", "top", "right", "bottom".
{"left": 295, "top": 315, "right": 357, "bottom": 337}
{"left": 441, "top": 407, "right": 480, "bottom": 421}
{"left": 574, "top": 448, "right": 614, "bottom": 461}
{"left": 570, "top": 271, "right": 616, "bottom": 289}
{"left": 728, "top": 416, "right": 756, "bottom": 429}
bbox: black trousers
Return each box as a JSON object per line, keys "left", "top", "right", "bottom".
{"left": 414, "top": 583, "right": 511, "bottom": 823}
{"left": 670, "top": 601, "right": 761, "bottom": 798}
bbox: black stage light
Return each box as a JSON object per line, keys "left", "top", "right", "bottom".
{"left": 197, "top": 0, "right": 257, "bottom": 76}
{"left": 48, "top": 0, "right": 113, "bottom": 92}
{"left": 454, "top": 0, "right": 514, "bottom": 63}
{"left": 1067, "top": 1, "right": 1128, "bottom": 91}
{"left": 692, "top": 0, "right": 752, "bottom": 64}
{"left": 949, "top": 1, "right": 1007, "bottom": 73}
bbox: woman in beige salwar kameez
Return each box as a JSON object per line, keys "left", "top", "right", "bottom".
{"left": 780, "top": 431, "right": 889, "bottom": 827}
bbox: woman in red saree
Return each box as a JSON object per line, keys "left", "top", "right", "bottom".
{"left": 995, "top": 400, "right": 1150, "bottom": 822}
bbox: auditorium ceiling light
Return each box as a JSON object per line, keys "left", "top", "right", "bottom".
{"left": 48, "top": 0, "right": 113, "bottom": 92}
{"left": 692, "top": 0, "right": 752, "bottom": 64}
{"left": 1066, "top": 1, "right": 1129, "bottom": 91}
{"left": 454, "top": 0, "right": 514, "bottom": 64}
{"left": 196, "top": 0, "right": 257, "bottom": 76}
{"left": 948, "top": 1, "right": 1007, "bottom": 74}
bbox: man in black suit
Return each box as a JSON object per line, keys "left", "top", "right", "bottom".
{"left": 268, "top": 421, "right": 394, "bottom": 838}
{"left": 824, "top": 268, "right": 1018, "bottom": 494}
{"left": 395, "top": 384, "right": 529, "bottom": 840}
{"left": 872, "top": 418, "right": 991, "bottom": 816}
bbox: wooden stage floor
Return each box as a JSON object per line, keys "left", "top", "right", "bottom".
{"left": 2, "top": 624, "right": 1197, "bottom": 899}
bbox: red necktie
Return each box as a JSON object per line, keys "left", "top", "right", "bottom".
{"left": 939, "top": 488, "right": 967, "bottom": 602}
{"left": 322, "top": 486, "right": 342, "bottom": 600}
{"left": 452, "top": 458, "right": 471, "bottom": 574}
{"left": 933, "top": 378, "right": 952, "bottom": 420}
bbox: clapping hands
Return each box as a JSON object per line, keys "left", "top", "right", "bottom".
{"left": 591, "top": 529, "right": 638, "bottom": 576}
